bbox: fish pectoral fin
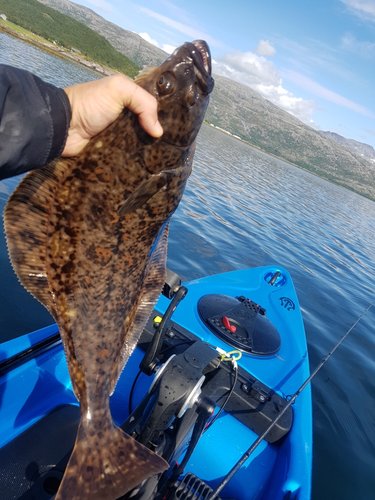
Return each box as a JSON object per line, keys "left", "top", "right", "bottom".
{"left": 56, "top": 422, "right": 168, "bottom": 500}
{"left": 118, "top": 169, "right": 180, "bottom": 215}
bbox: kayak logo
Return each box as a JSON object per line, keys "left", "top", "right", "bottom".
{"left": 279, "top": 297, "right": 295, "bottom": 311}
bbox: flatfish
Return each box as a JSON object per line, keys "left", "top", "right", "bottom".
{"left": 4, "top": 40, "right": 214, "bottom": 499}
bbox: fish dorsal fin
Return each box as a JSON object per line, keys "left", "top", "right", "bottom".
{"left": 109, "top": 223, "right": 170, "bottom": 393}
{"left": 4, "top": 160, "right": 71, "bottom": 314}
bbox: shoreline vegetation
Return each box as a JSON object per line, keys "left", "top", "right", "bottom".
{"left": 0, "top": 19, "right": 113, "bottom": 76}
{"left": 0, "top": 0, "right": 139, "bottom": 77}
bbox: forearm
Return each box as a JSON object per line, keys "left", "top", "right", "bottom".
{"left": 0, "top": 64, "right": 71, "bottom": 180}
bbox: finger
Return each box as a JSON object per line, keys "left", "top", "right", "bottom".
{"left": 122, "top": 79, "right": 163, "bottom": 138}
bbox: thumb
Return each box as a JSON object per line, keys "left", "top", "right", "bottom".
{"left": 120, "top": 78, "right": 163, "bottom": 138}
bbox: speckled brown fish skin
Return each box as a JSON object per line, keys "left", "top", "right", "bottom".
{"left": 4, "top": 40, "right": 214, "bottom": 499}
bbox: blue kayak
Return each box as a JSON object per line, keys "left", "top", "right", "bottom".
{"left": 0, "top": 265, "right": 312, "bottom": 499}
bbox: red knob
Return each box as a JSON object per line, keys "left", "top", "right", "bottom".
{"left": 222, "top": 316, "right": 237, "bottom": 333}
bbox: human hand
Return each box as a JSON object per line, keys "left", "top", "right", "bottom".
{"left": 62, "top": 74, "right": 163, "bottom": 157}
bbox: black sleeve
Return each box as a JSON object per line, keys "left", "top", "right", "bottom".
{"left": 0, "top": 64, "right": 71, "bottom": 180}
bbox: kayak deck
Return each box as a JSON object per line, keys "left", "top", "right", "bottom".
{"left": 0, "top": 265, "right": 312, "bottom": 499}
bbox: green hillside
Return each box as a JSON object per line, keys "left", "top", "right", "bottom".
{"left": 0, "top": 0, "right": 139, "bottom": 76}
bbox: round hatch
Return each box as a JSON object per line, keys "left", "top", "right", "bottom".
{"left": 198, "top": 294, "right": 281, "bottom": 355}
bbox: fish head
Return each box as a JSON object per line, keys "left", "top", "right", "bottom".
{"left": 136, "top": 40, "right": 214, "bottom": 147}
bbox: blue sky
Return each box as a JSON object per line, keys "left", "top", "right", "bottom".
{"left": 74, "top": 0, "right": 375, "bottom": 148}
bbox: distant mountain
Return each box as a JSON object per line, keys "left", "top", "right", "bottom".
{"left": 38, "top": 0, "right": 375, "bottom": 201}
{"left": 205, "top": 76, "right": 375, "bottom": 200}
{"left": 320, "top": 131, "right": 375, "bottom": 163}
{"left": 38, "top": 0, "right": 166, "bottom": 67}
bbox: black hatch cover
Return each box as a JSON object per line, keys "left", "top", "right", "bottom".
{"left": 198, "top": 294, "right": 281, "bottom": 355}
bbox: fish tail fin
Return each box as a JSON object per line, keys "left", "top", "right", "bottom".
{"left": 56, "top": 420, "right": 168, "bottom": 500}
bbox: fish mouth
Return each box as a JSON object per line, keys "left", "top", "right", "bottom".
{"left": 191, "top": 40, "right": 214, "bottom": 94}
{"left": 192, "top": 40, "right": 212, "bottom": 75}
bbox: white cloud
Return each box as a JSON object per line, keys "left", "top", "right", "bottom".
{"left": 256, "top": 40, "right": 276, "bottom": 57}
{"left": 138, "top": 32, "right": 175, "bottom": 54}
{"left": 341, "top": 32, "right": 375, "bottom": 57}
{"left": 162, "top": 44, "right": 177, "bottom": 54}
{"left": 215, "top": 39, "right": 374, "bottom": 123}
{"left": 213, "top": 51, "right": 315, "bottom": 124}
{"left": 217, "top": 52, "right": 279, "bottom": 86}
{"left": 342, "top": 0, "right": 375, "bottom": 22}
{"left": 139, "top": 7, "right": 219, "bottom": 46}
{"left": 139, "top": 32, "right": 159, "bottom": 47}
{"left": 257, "top": 84, "right": 315, "bottom": 121}
{"left": 283, "top": 69, "right": 375, "bottom": 118}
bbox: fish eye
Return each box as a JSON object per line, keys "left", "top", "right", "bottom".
{"left": 157, "top": 72, "right": 175, "bottom": 96}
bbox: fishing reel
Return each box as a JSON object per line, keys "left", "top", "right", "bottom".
{"left": 126, "top": 340, "right": 219, "bottom": 452}
{"left": 124, "top": 343, "right": 224, "bottom": 499}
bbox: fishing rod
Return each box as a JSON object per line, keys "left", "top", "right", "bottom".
{"left": 209, "top": 302, "right": 374, "bottom": 499}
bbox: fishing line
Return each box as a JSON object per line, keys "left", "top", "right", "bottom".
{"left": 204, "top": 358, "right": 239, "bottom": 432}
{"left": 128, "top": 369, "right": 142, "bottom": 415}
{"left": 209, "top": 302, "right": 374, "bottom": 499}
